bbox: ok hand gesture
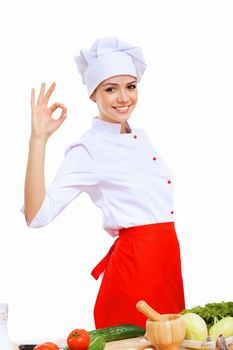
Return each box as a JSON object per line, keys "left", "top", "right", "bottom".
{"left": 31, "top": 82, "right": 67, "bottom": 141}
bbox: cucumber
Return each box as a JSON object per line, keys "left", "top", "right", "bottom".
{"left": 89, "top": 324, "right": 145, "bottom": 342}
{"left": 88, "top": 336, "right": 105, "bottom": 350}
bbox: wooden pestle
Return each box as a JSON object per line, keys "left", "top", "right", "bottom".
{"left": 136, "top": 300, "right": 163, "bottom": 322}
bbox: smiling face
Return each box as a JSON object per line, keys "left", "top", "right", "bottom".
{"left": 91, "top": 75, "right": 138, "bottom": 132}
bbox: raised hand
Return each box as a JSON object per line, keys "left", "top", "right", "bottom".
{"left": 31, "top": 82, "right": 67, "bottom": 141}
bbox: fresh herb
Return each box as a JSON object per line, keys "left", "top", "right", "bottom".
{"left": 181, "top": 302, "right": 233, "bottom": 329}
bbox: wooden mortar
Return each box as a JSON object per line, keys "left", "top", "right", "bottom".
{"left": 136, "top": 300, "right": 186, "bottom": 350}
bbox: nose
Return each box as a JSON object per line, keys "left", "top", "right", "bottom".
{"left": 117, "top": 88, "right": 130, "bottom": 103}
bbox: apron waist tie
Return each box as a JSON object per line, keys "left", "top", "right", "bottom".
{"left": 91, "top": 238, "right": 119, "bottom": 280}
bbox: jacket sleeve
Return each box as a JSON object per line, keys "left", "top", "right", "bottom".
{"left": 23, "top": 142, "right": 98, "bottom": 228}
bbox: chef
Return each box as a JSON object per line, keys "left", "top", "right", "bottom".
{"left": 22, "top": 37, "right": 185, "bottom": 328}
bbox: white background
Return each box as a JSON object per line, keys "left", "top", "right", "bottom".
{"left": 0, "top": 0, "right": 232, "bottom": 344}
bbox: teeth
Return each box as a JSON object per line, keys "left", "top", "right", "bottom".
{"left": 114, "top": 106, "right": 129, "bottom": 112}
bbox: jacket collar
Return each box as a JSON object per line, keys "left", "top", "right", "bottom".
{"left": 91, "top": 116, "right": 132, "bottom": 134}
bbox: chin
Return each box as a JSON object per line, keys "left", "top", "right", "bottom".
{"left": 113, "top": 115, "right": 131, "bottom": 123}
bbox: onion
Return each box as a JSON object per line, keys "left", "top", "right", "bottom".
{"left": 209, "top": 316, "right": 233, "bottom": 338}
{"left": 182, "top": 313, "right": 208, "bottom": 341}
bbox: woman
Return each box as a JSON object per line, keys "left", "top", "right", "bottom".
{"left": 23, "top": 37, "right": 185, "bottom": 328}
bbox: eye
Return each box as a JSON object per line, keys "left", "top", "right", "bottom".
{"left": 127, "top": 84, "right": 137, "bottom": 90}
{"left": 105, "top": 86, "right": 115, "bottom": 93}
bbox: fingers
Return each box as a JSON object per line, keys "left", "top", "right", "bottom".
{"left": 49, "top": 103, "right": 68, "bottom": 122}
{"left": 44, "top": 82, "right": 56, "bottom": 103}
{"left": 56, "top": 106, "right": 68, "bottom": 127}
{"left": 37, "top": 82, "right": 46, "bottom": 105}
{"left": 31, "top": 83, "right": 67, "bottom": 127}
{"left": 49, "top": 102, "right": 66, "bottom": 113}
{"left": 31, "top": 88, "right": 35, "bottom": 110}
{"left": 35, "top": 82, "right": 56, "bottom": 106}
{"left": 61, "top": 106, "right": 67, "bottom": 119}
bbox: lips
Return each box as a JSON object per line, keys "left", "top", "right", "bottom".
{"left": 113, "top": 105, "right": 131, "bottom": 113}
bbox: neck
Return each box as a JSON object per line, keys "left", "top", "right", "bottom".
{"left": 120, "top": 121, "right": 131, "bottom": 134}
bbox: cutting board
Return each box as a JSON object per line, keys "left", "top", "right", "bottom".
{"left": 104, "top": 336, "right": 154, "bottom": 349}
{"left": 12, "top": 338, "right": 154, "bottom": 350}
{"left": 12, "top": 335, "right": 233, "bottom": 350}
{"left": 104, "top": 336, "right": 233, "bottom": 350}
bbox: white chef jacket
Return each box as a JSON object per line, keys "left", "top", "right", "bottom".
{"left": 25, "top": 116, "right": 174, "bottom": 237}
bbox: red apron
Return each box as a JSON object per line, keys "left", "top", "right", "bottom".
{"left": 91, "top": 222, "right": 185, "bottom": 328}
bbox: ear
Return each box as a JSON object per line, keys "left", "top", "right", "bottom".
{"left": 90, "top": 92, "right": 96, "bottom": 102}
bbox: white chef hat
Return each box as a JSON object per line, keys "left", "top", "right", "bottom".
{"left": 74, "top": 37, "right": 147, "bottom": 97}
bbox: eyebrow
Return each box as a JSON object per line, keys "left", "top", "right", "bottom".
{"left": 102, "top": 80, "right": 137, "bottom": 86}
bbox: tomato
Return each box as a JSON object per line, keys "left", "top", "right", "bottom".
{"left": 67, "top": 328, "right": 90, "bottom": 350}
{"left": 34, "top": 342, "right": 59, "bottom": 350}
